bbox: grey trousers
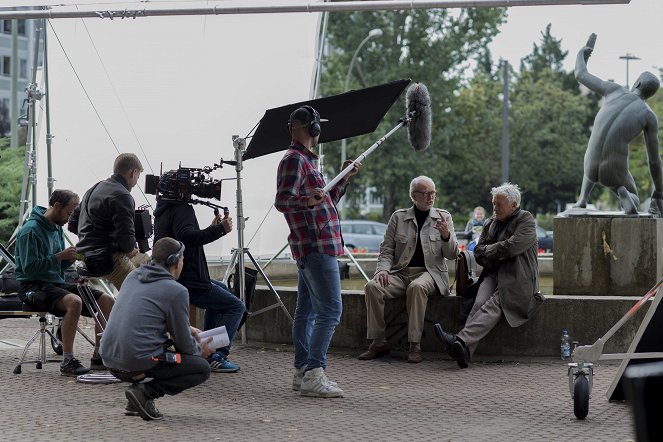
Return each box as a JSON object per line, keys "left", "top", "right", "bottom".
{"left": 457, "top": 274, "right": 503, "bottom": 357}
{"left": 364, "top": 267, "right": 436, "bottom": 343}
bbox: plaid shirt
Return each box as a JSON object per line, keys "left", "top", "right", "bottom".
{"left": 275, "top": 142, "right": 347, "bottom": 260}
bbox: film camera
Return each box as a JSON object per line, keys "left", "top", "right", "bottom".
{"left": 145, "top": 164, "right": 223, "bottom": 202}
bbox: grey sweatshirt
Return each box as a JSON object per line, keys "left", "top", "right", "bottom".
{"left": 99, "top": 264, "right": 200, "bottom": 371}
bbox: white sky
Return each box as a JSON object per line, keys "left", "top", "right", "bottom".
{"left": 489, "top": 0, "right": 662, "bottom": 85}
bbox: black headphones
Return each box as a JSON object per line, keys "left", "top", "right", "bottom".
{"left": 288, "top": 105, "right": 321, "bottom": 138}
{"left": 166, "top": 241, "right": 185, "bottom": 267}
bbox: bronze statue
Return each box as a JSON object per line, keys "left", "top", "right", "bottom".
{"left": 573, "top": 34, "right": 663, "bottom": 216}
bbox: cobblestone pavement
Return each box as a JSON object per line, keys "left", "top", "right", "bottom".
{"left": 0, "top": 317, "right": 634, "bottom": 442}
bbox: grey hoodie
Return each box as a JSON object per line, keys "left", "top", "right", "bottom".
{"left": 99, "top": 264, "right": 200, "bottom": 371}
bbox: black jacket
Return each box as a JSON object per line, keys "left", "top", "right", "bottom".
{"left": 153, "top": 200, "right": 226, "bottom": 291}
{"left": 68, "top": 174, "right": 136, "bottom": 254}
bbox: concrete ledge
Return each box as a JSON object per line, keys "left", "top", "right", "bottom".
{"left": 209, "top": 255, "right": 553, "bottom": 280}
{"left": 244, "top": 287, "right": 651, "bottom": 357}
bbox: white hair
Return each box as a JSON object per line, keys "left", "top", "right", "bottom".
{"left": 491, "top": 182, "right": 521, "bottom": 206}
{"left": 409, "top": 176, "right": 436, "bottom": 202}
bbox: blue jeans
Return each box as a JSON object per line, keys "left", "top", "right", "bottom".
{"left": 293, "top": 253, "right": 343, "bottom": 372}
{"left": 187, "top": 279, "right": 245, "bottom": 359}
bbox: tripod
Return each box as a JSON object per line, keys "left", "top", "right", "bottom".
{"left": 224, "top": 136, "right": 293, "bottom": 344}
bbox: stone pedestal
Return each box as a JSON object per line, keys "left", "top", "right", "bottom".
{"left": 554, "top": 215, "right": 663, "bottom": 296}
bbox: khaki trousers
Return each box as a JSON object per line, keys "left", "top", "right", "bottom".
{"left": 364, "top": 267, "right": 436, "bottom": 343}
{"left": 104, "top": 252, "right": 151, "bottom": 291}
{"left": 457, "top": 274, "right": 502, "bottom": 357}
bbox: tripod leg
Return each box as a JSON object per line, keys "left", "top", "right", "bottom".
{"left": 223, "top": 249, "right": 240, "bottom": 283}
{"left": 77, "top": 282, "right": 107, "bottom": 332}
{"left": 245, "top": 250, "right": 293, "bottom": 322}
{"left": 343, "top": 245, "right": 370, "bottom": 282}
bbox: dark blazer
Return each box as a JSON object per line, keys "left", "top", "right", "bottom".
{"left": 68, "top": 174, "right": 136, "bottom": 255}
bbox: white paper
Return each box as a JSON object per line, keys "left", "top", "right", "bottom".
{"left": 198, "top": 325, "right": 229, "bottom": 349}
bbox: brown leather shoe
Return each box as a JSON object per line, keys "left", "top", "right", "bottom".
{"left": 407, "top": 350, "right": 423, "bottom": 363}
{"left": 358, "top": 343, "right": 390, "bottom": 360}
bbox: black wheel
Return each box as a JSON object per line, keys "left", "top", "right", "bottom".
{"left": 13, "top": 365, "right": 22, "bottom": 374}
{"left": 36, "top": 362, "right": 42, "bottom": 370}
{"left": 574, "top": 374, "right": 590, "bottom": 420}
{"left": 51, "top": 325, "right": 63, "bottom": 355}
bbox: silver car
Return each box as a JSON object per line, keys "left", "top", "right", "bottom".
{"left": 340, "top": 220, "right": 388, "bottom": 254}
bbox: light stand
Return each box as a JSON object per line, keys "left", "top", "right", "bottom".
{"left": 224, "top": 135, "right": 293, "bottom": 344}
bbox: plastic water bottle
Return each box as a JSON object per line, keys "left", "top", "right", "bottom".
{"left": 561, "top": 329, "right": 571, "bottom": 361}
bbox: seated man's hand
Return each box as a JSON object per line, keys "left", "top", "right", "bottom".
{"left": 221, "top": 215, "right": 233, "bottom": 234}
{"left": 373, "top": 270, "right": 390, "bottom": 288}
{"left": 56, "top": 246, "right": 78, "bottom": 261}
{"left": 200, "top": 337, "right": 214, "bottom": 359}
{"left": 127, "top": 247, "right": 139, "bottom": 259}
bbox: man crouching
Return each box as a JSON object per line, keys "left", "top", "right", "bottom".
{"left": 100, "top": 237, "right": 213, "bottom": 421}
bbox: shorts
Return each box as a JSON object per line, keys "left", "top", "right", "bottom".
{"left": 18, "top": 281, "right": 104, "bottom": 317}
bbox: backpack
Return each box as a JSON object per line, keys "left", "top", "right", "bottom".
{"left": 455, "top": 250, "right": 478, "bottom": 297}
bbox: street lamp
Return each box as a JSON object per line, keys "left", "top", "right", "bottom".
{"left": 619, "top": 53, "right": 640, "bottom": 89}
{"left": 339, "top": 28, "right": 382, "bottom": 212}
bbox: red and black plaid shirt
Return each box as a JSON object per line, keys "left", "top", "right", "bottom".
{"left": 275, "top": 142, "right": 347, "bottom": 260}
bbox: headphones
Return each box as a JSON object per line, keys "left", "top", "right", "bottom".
{"left": 165, "top": 241, "right": 185, "bottom": 267}
{"left": 288, "top": 105, "right": 321, "bottom": 138}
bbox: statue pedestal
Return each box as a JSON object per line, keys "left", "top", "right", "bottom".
{"left": 553, "top": 215, "right": 663, "bottom": 296}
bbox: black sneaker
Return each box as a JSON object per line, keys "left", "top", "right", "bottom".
{"left": 125, "top": 400, "right": 140, "bottom": 417}
{"left": 60, "top": 358, "right": 90, "bottom": 377}
{"left": 90, "top": 355, "right": 106, "bottom": 370}
{"left": 125, "top": 384, "right": 163, "bottom": 421}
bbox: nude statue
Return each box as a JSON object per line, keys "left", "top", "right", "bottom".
{"left": 573, "top": 34, "right": 663, "bottom": 216}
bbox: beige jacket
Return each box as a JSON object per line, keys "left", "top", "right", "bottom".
{"left": 375, "top": 207, "right": 459, "bottom": 295}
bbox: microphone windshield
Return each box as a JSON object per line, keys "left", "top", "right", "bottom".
{"left": 405, "top": 82, "right": 432, "bottom": 151}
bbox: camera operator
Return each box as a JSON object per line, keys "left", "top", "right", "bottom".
{"left": 68, "top": 153, "right": 149, "bottom": 290}
{"left": 100, "top": 237, "right": 213, "bottom": 421}
{"left": 153, "top": 176, "right": 245, "bottom": 374}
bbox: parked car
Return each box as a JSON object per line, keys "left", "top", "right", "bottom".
{"left": 340, "top": 220, "right": 388, "bottom": 254}
{"left": 536, "top": 225, "right": 553, "bottom": 253}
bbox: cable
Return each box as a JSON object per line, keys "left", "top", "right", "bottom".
{"left": 47, "top": 21, "right": 120, "bottom": 155}
{"left": 48, "top": 19, "right": 151, "bottom": 206}
{"left": 246, "top": 203, "right": 275, "bottom": 247}
{"left": 77, "top": 14, "right": 155, "bottom": 176}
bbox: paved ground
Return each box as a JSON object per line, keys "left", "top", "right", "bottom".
{"left": 0, "top": 316, "right": 634, "bottom": 441}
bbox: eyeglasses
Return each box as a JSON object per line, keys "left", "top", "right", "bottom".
{"left": 413, "top": 190, "right": 437, "bottom": 198}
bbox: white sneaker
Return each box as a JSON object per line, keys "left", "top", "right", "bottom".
{"left": 292, "top": 367, "right": 306, "bottom": 391}
{"left": 299, "top": 367, "right": 343, "bottom": 398}
{"left": 292, "top": 367, "right": 338, "bottom": 391}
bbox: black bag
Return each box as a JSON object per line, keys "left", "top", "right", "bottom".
{"left": 455, "top": 250, "right": 478, "bottom": 297}
{"left": 83, "top": 248, "right": 114, "bottom": 276}
{"left": 0, "top": 268, "right": 21, "bottom": 295}
{"left": 226, "top": 265, "right": 259, "bottom": 330}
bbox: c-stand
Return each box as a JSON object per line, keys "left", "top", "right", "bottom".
{"left": 224, "top": 136, "right": 293, "bottom": 344}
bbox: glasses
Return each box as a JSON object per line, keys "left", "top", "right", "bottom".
{"left": 413, "top": 190, "right": 437, "bottom": 198}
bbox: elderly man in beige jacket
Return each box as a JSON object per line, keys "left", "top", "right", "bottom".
{"left": 358, "top": 176, "right": 459, "bottom": 363}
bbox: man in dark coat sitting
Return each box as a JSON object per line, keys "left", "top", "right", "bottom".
{"left": 434, "top": 182, "right": 544, "bottom": 368}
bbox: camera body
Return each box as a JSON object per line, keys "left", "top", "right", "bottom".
{"left": 145, "top": 165, "right": 222, "bottom": 202}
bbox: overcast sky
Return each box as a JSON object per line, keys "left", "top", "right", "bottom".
{"left": 489, "top": 0, "right": 662, "bottom": 86}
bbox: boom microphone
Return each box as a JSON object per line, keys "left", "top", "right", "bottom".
{"left": 322, "top": 79, "right": 432, "bottom": 192}
{"left": 405, "top": 82, "right": 432, "bottom": 151}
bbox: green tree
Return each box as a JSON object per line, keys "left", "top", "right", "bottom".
{"left": 320, "top": 8, "right": 506, "bottom": 220}
{"left": 0, "top": 139, "right": 24, "bottom": 246}
{"left": 509, "top": 69, "right": 592, "bottom": 213}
